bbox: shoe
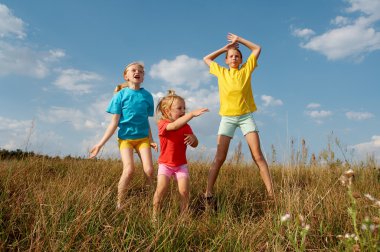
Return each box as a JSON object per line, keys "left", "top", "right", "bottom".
{"left": 203, "top": 194, "right": 217, "bottom": 212}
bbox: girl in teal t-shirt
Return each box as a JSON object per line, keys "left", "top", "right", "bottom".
{"left": 89, "top": 62, "right": 157, "bottom": 209}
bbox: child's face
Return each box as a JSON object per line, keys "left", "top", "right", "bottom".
{"left": 225, "top": 49, "right": 242, "bottom": 69}
{"left": 168, "top": 99, "right": 186, "bottom": 121}
{"left": 124, "top": 64, "right": 144, "bottom": 84}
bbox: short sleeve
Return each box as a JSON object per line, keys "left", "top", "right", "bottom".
{"left": 106, "top": 92, "right": 122, "bottom": 114}
{"left": 158, "top": 120, "right": 169, "bottom": 136}
{"left": 241, "top": 53, "right": 258, "bottom": 73}
{"left": 209, "top": 61, "right": 223, "bottom": 77}
{"left": 183, "top": 124, "right": 193, "bottom": 135}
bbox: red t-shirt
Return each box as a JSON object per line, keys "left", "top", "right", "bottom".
{"left": 158, "top": 119, "right": 193, "bottom": 167}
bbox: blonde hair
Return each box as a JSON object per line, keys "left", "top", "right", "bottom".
{"left": 123, "top": 61, "right": 145, "bottom": 77}
{"left": 114, "top": 62, "right": 145, "bottom": 93}
{"left": 156, "top": 90, "right": 185, "bottom": 120}
{"left": 114, "top": 82, "right": 128, "bottom": 93}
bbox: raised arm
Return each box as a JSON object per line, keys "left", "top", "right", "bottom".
{"left": 166, "top": 108, "right": 209, "bottom": 131}
{"left": 228, "top": 33, "right": 261, "bottom": 59}
{"left": 89, "top": 114, "right": 120, "bottom": 158}
{"left": 203, "top": 43, "right": 238, "bottom": 66}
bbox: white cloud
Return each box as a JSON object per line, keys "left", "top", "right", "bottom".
{"left": 350, "top": 135, "right": 380, "bottom": 162}
{"left": 346, "top": 111, "right": 374, "bottom": 120}
{"left": 292, "top": 28, "right": 315, "bottom": 39}
{"left": 180, "top": 88, "right": 219, "bottom": 111}
{"left": 302, "top": 25, "right": 380, "bottom": 60}
{"left": 261, "top": 95, "right": 283, "bottom": 107}
{"left": 31, "top": 130, "right": 66, "bottom": 156}
{"left": 0, "top": 116, "right": 32, "bottom": 130}
{"left": 54, "top": 69, "right": 102, "bottom": 94}
{"left": 306, "top": 110, "right": 332, "bottom": 118}
{"left": 36, "top": 95, "right": 111, "bottom": 132}
{"left": 45, "top": 49, "right": 66, "bottom": 62}
{"left": 0, "top": 4, "right": 25, "bottom": 39}
{"left": 0, "top": 41, "right": 52, "bottom": 78}
{"left": 307, "top": 103, "right": 321, "bottom": 109}
{"left": 331, "top": 16, "right": 351, "bottom": 26}
{"left": 0, "top": 115, "right": 70, "bottom": 156}
{"left": 0, "top": 4, "right": 65, "bottom": 79}
{"left": 176, "top": 87, "right": 220, "bottom": 135}
{"left": 35, "top": 95, "right": 110, "bottom": 156}
{"left": 87, "top": 96, "right": 111, "bottom": 120}
{"left": 293, "top": 0, "right": 380, "bottom": 60}
{"left": 346, "top": 0, "right": 380, "bottom": 17}
{"left": 0, "top": 116, "right": 34, "bottom": 150}
{"left": 149, "top": 55, "right": 211, "bottom": 89}
{"left": 38, "top": 106, "right": 104, "bottom": 131}
{"left": 305, "top": 110, "right": 333, "bottom": 124}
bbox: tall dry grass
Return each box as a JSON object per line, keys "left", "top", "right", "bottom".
{"left": 1, "top": 154, "right": 379, "bottom": 251}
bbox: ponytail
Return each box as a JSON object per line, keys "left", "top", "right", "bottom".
{"left": 114, "top": 82, "right": 129, "bottom": 93}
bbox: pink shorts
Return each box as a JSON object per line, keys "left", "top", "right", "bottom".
{"left": 158, "top": 163, "right": 189, "bottom": 180}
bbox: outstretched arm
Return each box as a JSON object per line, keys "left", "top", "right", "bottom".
{"left": 89, "top": 114, "right": 120, "bottom": 158}
{"left": 166, "top": 108, "right": 209, "bottom": 131}
{"left": 228, "top": 33, "right": 261, "bottom": 59}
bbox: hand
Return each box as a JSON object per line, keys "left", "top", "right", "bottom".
{"left": 89, "top": 145, "right": 101, "bottom": 158}
{"left": 227, "top": 33, "right": 239, "bottom": 44}
{"left": 184, "top": 134, "right": 197, "bottom": 146}
{"left": 222, "top": 42, "right": 239, "bottom": 53}
{"left": 191, "top": 108, "right": 209, "bottom": 117}
{"left": 150, "top": 142, "right": 158, "bottom": 152}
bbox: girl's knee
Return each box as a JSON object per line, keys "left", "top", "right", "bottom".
{"left": 250, "top": 147, "right": 264, "bottom": 161}
{"left": 178, "top": 188, "right": 189, "bottom": 199}
{"left": 144, "top": 166, "right": 154, "bottom": 177}
{"left": 121, "top": 167, "right": 135, "bottom": 179}
{"left": 253, "top": 153, "right": 265, "bottom": 163}
{"left": 214, "top": 153, "right": 227, "bottom": 166}
{"left": 154, "top": 188, "right": 167, "bottom": 203}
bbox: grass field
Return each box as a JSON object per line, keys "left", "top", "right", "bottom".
{"left": 1, "top": 153, "right": 379, "bottom": 251}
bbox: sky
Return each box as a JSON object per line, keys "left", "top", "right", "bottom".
{"left": 0, "top": 0, "right": 379, "bottom": 164}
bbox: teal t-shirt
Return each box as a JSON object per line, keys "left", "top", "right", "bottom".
{"left": 106, "top": 87, "right": 154, "bottom": 140}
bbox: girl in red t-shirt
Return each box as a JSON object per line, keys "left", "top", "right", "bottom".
{"left": 153, "top": 90, "right": 208, "bottom": 221}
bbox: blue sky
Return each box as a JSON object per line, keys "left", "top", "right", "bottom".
{"left": 1, "top": 0, "right": 379, "bottom": 163}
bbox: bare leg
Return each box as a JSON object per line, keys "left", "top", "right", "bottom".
{"left": 118, "top": 148, "right": 135, "bottom": 209}
{"left": 205, "top": 135, "right": 231, "bottom": 197}
{"left": 138, "top": 147, "right": 154, "bottom": 187}
{"left": 152, "top": 175, "right": 170, "bottom": 220}
{"left": 177, "top": 177, "right": 190, "bottom": 214}
{"left": 245, "top": 132, "right": 274, "bottom": 198}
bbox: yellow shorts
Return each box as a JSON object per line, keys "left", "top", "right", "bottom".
{"left": 118, "top": 137, "right": 150, "bottom": 151}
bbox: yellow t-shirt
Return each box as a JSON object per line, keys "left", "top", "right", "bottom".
{"left": 210, "top": 53, "right": 258, "bottom": 116}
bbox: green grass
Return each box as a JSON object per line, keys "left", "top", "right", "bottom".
{"left": 1, "top": 156, "right": 379, "bottom": 251}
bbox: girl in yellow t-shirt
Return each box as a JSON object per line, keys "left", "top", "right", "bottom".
{"left": 203, "top": 33, "right": 274, "bottom": 202}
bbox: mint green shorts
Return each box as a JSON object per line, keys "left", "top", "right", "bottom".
{"left": 218, "top": 113, "right": 259, "bottom": 138}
